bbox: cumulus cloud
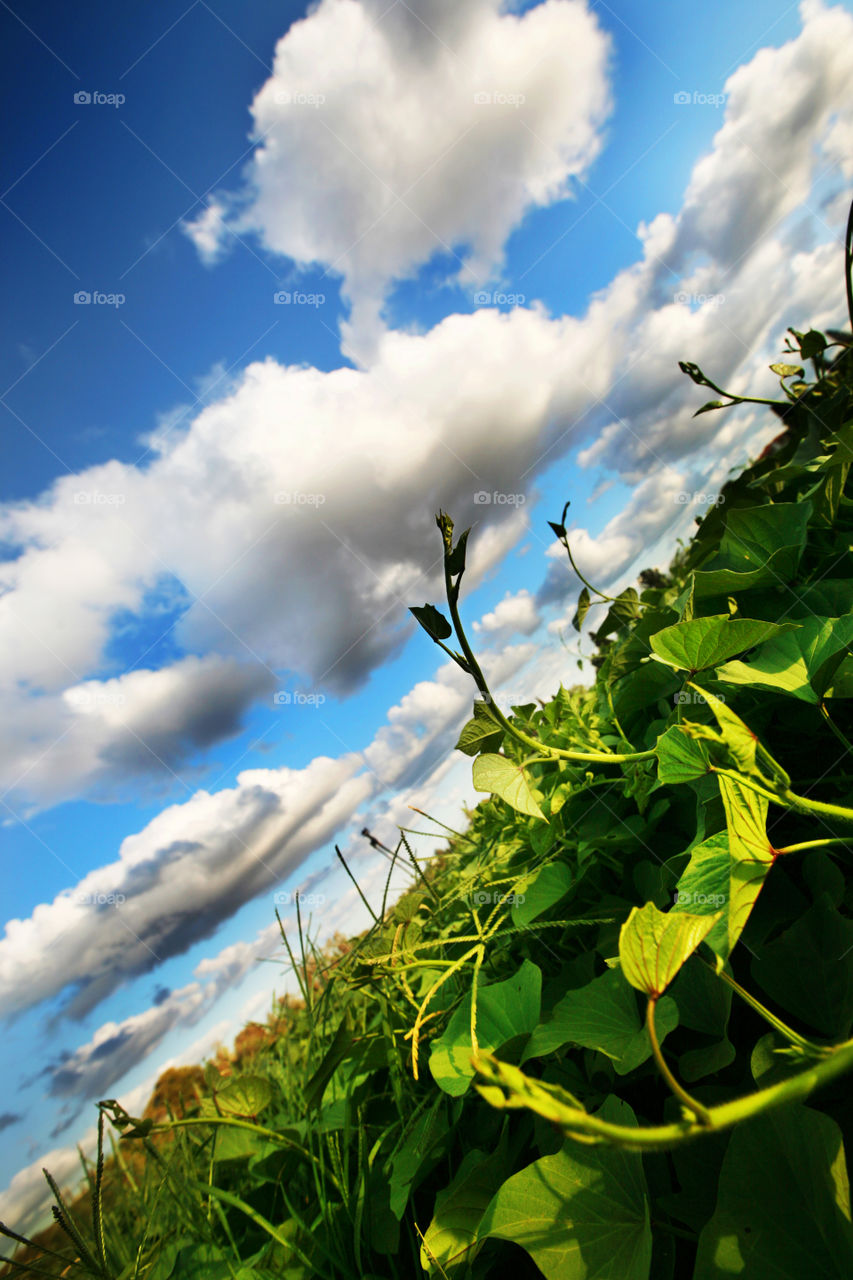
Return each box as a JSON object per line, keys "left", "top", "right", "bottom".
{"left": 44, "top": 921, "right": 285, "bottom": 1105}
{"left": 0, "top": 755, "right": 370, "bottom": 1020}
{"left": 5, "top": 3, "right": 853, "bottom": 812}
{"left": 0, "top": 622, "right": 541, "bottom": 1029}
{"left": 193, "top": 0, "right": 611, "bottom": 356}
{"left": 473, "top": 589, "right": 540, "bottom": 642}
{"left": 0, "top": 656, "right": 274, "bottom": 807}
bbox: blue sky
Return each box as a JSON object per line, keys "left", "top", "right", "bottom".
{"left": 2, "top": 0, "right": 852, "bottom": 1237}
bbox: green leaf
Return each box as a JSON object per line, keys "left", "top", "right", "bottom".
{"left": 419, "top": 1137, "right": 511, "bottom": 1274}
{"left": 479, "top": 1096, "right": 653, "bottom": 1280}
{"left": 693, "top": 399, "right": 727, "bottom": 416}
{"left": 446, "top": 528, "right": 470, "bottom": 576}
{"left": 429, "top": 960, "right": 542, "bottom": 1096}
{"left": 672, "top": 779, "right": 775, "bottom": 971}
{"left": 751, "top": 898, "right": 853, "bottom": 1039}
{"left": 572, "top": 586, "right": 591, "bottom": 633}
{"left": 214, "top": 1076, "right": 273, "bottom": 1118}
{"left": 522, "top": 966, "right": 678, "bottom": 1075}
{"left": 800, "top": 329, "right": 827, "bottom": 360}
{"left": 769, "top": 362, "right": 805, "bottom": 378}
{"left": 171, "top": 1243, "right": 234, "bottom": 1279}
{"left": 510, "top": 862, "right": 573, "bottom": 927}
{"left": 211, "top": 1126, "right": 269, "bottom": 1164}
{"left": 689, "top": 685, "right": 790, "bottom": 786}
{"left": 650, "top": 616, "right": 796, "bottom": 672}
{"left": 594, "top": 588, "right": 641, "bottom": 643}
{"left": 657, "top": 724, "right": 713, "bottom": 784}
{"left": 455, "top": 701, "right": 504, "bottom": 757}
{"left": 619, "top": 902, "right": 721, "bottom": 998}
{"left": 410, "top": 603, "right": 452, "bottom": 641}
{"left": 671, "top": 574, "right": 695, "bottom": 621}
{"left": 302, "top": 1014, "right": 354, "bottom": 1111}
{"left": 717, "top": 773, "right": 775, "bottom": 961}
{"left": 715, "top": 615, "right": 853, "bottom": 704}
{"left": 671, "top": 832, "right": 732, "bottom": 960}
{"left": 694, "top": 1106, "right": 853, "bottom": 1279}
{"left": 472, "top": 753, "right": 545, "bottom": 819}
{"left": 692, "top": 503, "right": 811, "bottom": 597}
{"left": 679, "top": 1037, "right": 736, "bottom": 1082}
{"left": 387, "top": 1098, "right": 450, "bottom": 1220}
{"left": 669, "top": 953, "right": 732, "bottom": 1039}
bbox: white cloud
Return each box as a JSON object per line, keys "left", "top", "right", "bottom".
{"left": 0, "top": 656, "right": 273, "bottom": 808}
{"left": 0, "top": 754, "right": 370, "bottom": 1020}
{"left": 6, "top": 0, "right": 853, "bottom": 814}
{"left": 0, "top": 1019, "right": 235, "bottom": 1246}
{"left": 44, "top": 921, "right": 285, "bottom": 1105}
{"left": 473, "top": 589, "right": 540, "bottom": 641}
{"left": 201, "top": 0, "right": 612, "bottom": 357}
{"left": 182, "top": 199, "right": 231, "bottom": 265}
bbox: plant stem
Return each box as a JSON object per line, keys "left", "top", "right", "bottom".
{"left": 474, "top": 1034, "right": 853, "bottom": 1150}
{"left": 711, "top": 766, "right": 853, "bottom": 824}
{"left": 820, "top": 701, "right": 853, "bottom": 755}
{"left": 706, "top": 962, "right": 827, "bottom": 1055}
{"left": 559, "top": 533, "right": 647, "bottom": 610}
{"left": 776, "top": 837, "right": 853, "bottom": 855}
{"left": 441, "top": 549, "right": 655, "bottom": 765}
{"left": 647, "top": 998, "right": 713, "bottom": 1125}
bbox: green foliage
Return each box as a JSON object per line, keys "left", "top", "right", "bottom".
{"left": 6, "top": 215, "right": 853, "bottom": 1280}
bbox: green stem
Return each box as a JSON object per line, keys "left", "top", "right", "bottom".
{"left": 776, "top": 837, "right": 853, "bottom": 855}
{"left": 781, "top": 787, "right": 853, "bottom": 824}
{"left": 441, "top": 548, "right": 655, "bottom": 765}
{"left": 820, "top": 701, "right": 853, "bottom": 755}
{"left": 475, "top": 1034, "right": 853, "bottom": 1150}
{"left": 560, "top": 533, "right": 648, "bottom": 610}
{"left": 707, "top": 962, "right": 826, "bottom": 1055}
{"left": 647, "top": 998, "right": 713, "bottom": 1125}
{"left": 711, "top": 766, "right": 853, "bottom": 824}
{"left": 335, "top": 845, "right": 379, "bottom": 924}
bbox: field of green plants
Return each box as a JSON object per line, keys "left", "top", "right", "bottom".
{"left": 4, "top": 215, "right": 853, "bottom": 1280}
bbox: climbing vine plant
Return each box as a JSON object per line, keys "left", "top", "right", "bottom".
{"left": 4, "top": 204, "right": 853, "bottom": 1280}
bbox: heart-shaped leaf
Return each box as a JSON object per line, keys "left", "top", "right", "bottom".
{"left": 619, "top": 902, "right": 721, "bottom": 997}
{"left": 650, "top": 616, "right": 797, "bottom": 673}
{"left": 472, "top": 754, "right": 545, "bottom": 819}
